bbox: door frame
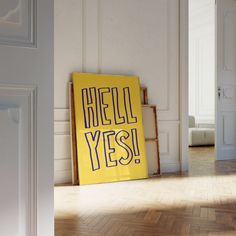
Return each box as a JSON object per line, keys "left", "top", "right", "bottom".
{"left": 180, "top": 0, "right": 189, "bottom": 172}
{"left": 180, "top": 0, "right": 217, "bottom": 171}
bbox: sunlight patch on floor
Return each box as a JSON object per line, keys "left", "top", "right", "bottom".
{"left": 55, "top": 174, "right": 236, "bottom": 217}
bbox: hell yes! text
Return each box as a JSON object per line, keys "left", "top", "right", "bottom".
{"left": 81, "top": 87, "right": 141, "bottom": 171}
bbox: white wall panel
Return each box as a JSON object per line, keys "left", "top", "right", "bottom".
{"left": 54, "top": 170, "right": 72, "bottom": 185}
{"left": 54, "top": 121, "right": 70, "bottom": 135}
{"left": 54, "top": 109, "right": 72, "bottom": 184}
{"left": 83, "top": 0, "right": 100, "bottom": 72}
{"left": 55, "top": 160, "right": 72, "bottom": 172}
{"left": 83, "top": 0, "right": 179, "bottom": 121}
{"left": 54, "top": 108, "right": 70, "bottom": 121}
{"left": 53, "top": 109, "right": 180, "bottom": 181}
{"left": 54, "top": 0, "right": 180, "bottom": 183}
{"left": 159, "top": 132, "right": 169, "bottom": 155}
{"left": 54, "top": 0, "right": 83, "bottom": 108}
{"left": 54, "top": 135, "right": 71, "bottom": 160}
{"left": 159, "top": 121, "right": 180, "bottom": 172}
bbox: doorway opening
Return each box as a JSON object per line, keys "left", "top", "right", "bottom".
{"left": 188, "top": 0, "right": 216, "bottom": 176}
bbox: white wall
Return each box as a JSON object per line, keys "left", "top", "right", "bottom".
{"left": 189, "top": 0, "right": 215, "bottom": 125}
{"left": 54, "top": 0, "right": 180, "bottom": 184}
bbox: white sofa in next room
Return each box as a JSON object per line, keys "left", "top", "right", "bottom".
{"left": 189, "top": 116, "right": 215, "bottom": 146}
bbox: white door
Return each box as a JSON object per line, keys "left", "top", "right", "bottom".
{"left": 0, "top": 0, "right": 54, "bottom": 236}
{"left": 216, "top": 0, "right": 236, "bottom": 160}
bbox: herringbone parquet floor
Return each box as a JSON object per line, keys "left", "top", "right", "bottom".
{"left": 55, "top": 147, "right": 236, "bottom": 236}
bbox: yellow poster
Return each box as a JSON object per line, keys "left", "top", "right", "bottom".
{"left": 72, "top": 73, "right": 148, "bottom": 185}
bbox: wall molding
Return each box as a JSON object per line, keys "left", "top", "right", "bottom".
{"left": 54, "top": 108, "right": 70, "bottom": 121}
{"left": 160, "top": 162, "right": 180, "bottom": 173}
{"left": 81, "top": 0, "right": 177, "bottom": 118}
{"left": 54, "top": 121, "right": 70, "bottom": 135}
{"left": 0, "top": 0, "right": 37, "bottom": 47}
{"left": 223, "top": 10, "right": 236, "bottom": 72}
{"left": 159, "top": 131, "right": 170, "bottom": 155}
{"left": 54, "top": 0, "right": 181, "bottom": 183}
{"left": 53, "top": 107, "right": 180, "bottom": 178}
{"left": 0, "top": 0, "right": 21, "bottom": 24}
{"left": 0, "top": 84, "right": 37, "bottom": 236}
{"left": 159, "top": 0, "right": 170, "bottom": 112}
{"left": 179, "top": 0, "right": 189, "bottom": 172}
{"left": 54, "top": 108, "right": 182, "bottom": 124}
{"left": 82, "top": 0, "right": 86, "bottom": 72}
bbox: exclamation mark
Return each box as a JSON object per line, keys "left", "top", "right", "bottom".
{"left": 131, "top": 128, "right": 141, "bottom": 164}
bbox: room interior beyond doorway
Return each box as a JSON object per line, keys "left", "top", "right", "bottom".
{"left": 188, "top": 0, "right": 215, "bottom": 166}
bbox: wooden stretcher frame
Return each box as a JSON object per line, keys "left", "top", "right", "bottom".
{"left": 143, "top": 105, "right": 161, "bottom": 175}
{"left": 69, "top": 82, "right": 80, "bottom": 185}
{"left": 145, "top": 139, "right": 161, "bottom": 176}
{"left": 140, "top": 87, "right": 148, "bottom": 104}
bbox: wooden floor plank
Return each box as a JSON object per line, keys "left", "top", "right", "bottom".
{"left": 55, "top": 147, "right": 236, "bottom": 235}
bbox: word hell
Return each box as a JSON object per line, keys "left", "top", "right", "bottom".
{"left": 82, "top": 87, "right": 137, "bottom": 128}
{"left": 85, "top": 128, "right": 141, "bottom": 171}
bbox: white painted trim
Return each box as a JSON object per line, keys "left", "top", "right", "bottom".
{"left": 179, "top": 0, "right": 189, "bottom": 172}
{"left": 180, "top": 0, "right": 217, "bottom": 171}
{"left": 28, "top": 86, "right": 37, "bottom": 236}
{"left": 215, "top": 0, "right": 219, "bottom": 160}
{"left": 0, "top": 0, "right": 37, "bottom": 47}
{"left": 160, "top": 162, "right": 181, "bottom": 173}
{"left": 0, "top": 84, "right": 37, "bottom": 236}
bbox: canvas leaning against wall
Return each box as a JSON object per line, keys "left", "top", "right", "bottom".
{"left": 72, "top": 73, "right": 148, "bottom": 185}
